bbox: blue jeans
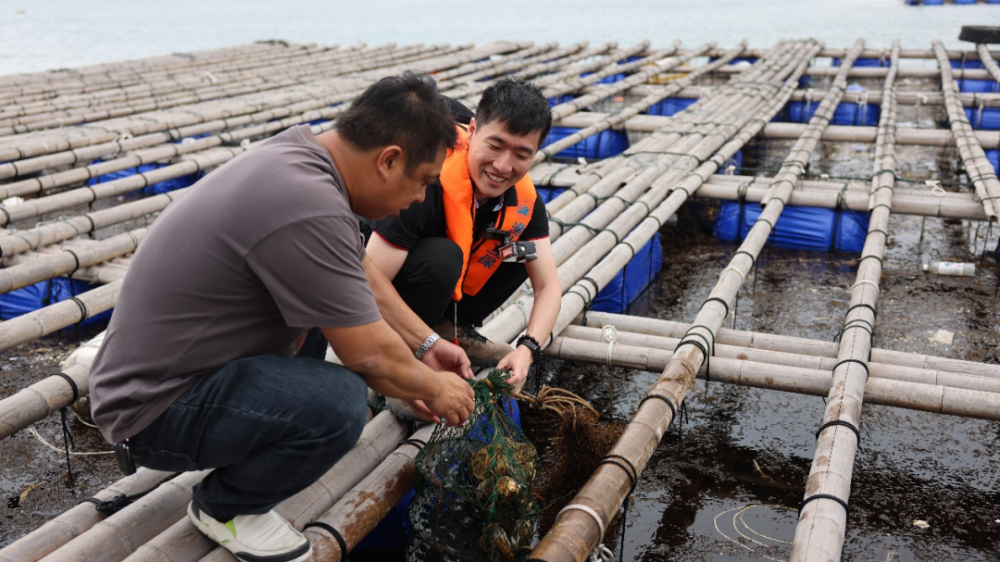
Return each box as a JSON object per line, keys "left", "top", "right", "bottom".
{"left": 129, "top": 354, "right": 368, "bottom": 521}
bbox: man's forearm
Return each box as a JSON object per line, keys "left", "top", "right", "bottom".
{"left": 362, "top": 254, "right": 434, "bottom": 351}
{"left": 525, "top": 283, "right": 561, "bottom": 346}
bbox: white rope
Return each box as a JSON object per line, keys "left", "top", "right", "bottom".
{"left": 925, "top": 179, "right": 946, "bottom": 197}
{"left": 28, "top": 427, "right": 113, "bottom": 456}
{"left": 557, "top": 504, "right": 615, "bottom": 562}
{"left": 850, "top": 279, "right": 880, "bottom": 295}
{"left": 601, "top": 324, "right": 618, "bottom": 368}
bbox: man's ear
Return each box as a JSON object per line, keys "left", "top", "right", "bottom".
{"left": 376, "top": 145, "right": 404, "bottom": 180}
{"left": 467, "top": 117, "right": 477, "bottom": 137}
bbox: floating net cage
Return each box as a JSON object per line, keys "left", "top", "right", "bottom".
{"left": 407, "top": 370, "right": 540, "bottom": 562}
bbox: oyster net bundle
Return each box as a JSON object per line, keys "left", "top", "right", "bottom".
{"left": 407, "top": 369, "right": 539, "bottom": 562}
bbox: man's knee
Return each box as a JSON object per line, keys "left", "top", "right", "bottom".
{"left": 304, "top": 366, "right": 368, "bottom": 447}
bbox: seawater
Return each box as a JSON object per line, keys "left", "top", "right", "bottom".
{"left": 0, "top": 0, "right": 997, "bottom": 76}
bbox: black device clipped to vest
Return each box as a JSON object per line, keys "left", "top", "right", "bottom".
{"left": 481, "top": 227, "right": 537, "bottom": 263}
{"left": 113, "top": 439, "right": 137, "bottom": 475}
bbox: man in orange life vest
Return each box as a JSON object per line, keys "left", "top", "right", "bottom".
{"left": 365, "top": 78, "right": 561, "bottom": 393}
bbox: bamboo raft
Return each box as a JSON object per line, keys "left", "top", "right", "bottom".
{"left": 1, "top": 38, "right": 999, "bottom": 562}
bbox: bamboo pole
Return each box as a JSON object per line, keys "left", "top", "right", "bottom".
{"left": 545, "top": 337, "right": 1000, "bottom": 421}
{"left": 0, "top": 229, "right": 144, "bottom": 294}
{"left": 560, "top": 325, "right": 1000, "bottom": 394}
{"left": 120, "top": 410, "right": 407, "bottom": 562}
{"left": 578, "top": 311, "right": 1000, "bottom": 379}
{"left": 578, "top": 84, "right": 1000, "bottom": 108}
{"left": 790, "top": 41, "right": 901, "bottom": 562}
{"left": 302, "top": 424, "right": 436, "bottom": 562}
{"left": 703, "top": 46, "right": 1000, "bottom": 61}
{"left": 718, "top": 65, "right": 994, "bottom": 80}
{"left": 977, "top": 44, "right": 1000, "bottom": 85}
{"left": 555, "top": 111, "right": 1000, "bottom": 148}
{"left": 529, "top": 38, "right": 857, "bottom": 562}
{"left": 933, "top": 40, "right": 1000, "bottom": 222}
{"left": 0, "top": 467, "right": 175, "bottom": 562}
{"left": 0, "top": 43, "right": 460, "bottom": 137}
{"left": 0, "top": 41, "right": 524, "bottom": 163}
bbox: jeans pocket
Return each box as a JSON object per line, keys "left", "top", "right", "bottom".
{"left": 132, "top": 446, "right": 199, "bottom": 473}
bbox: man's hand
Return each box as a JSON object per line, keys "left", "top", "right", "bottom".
{"left": 421, "top": 339, "right": 474, "bottom": 379}
{"left": 497, "top": 345, "right": 534, "bottom": 394}
{"left": 424, "top": 371, "right": 476, "bottom": 426}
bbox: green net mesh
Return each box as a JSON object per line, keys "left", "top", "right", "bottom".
{"left": 407, "top": 369, "right": 540, "bottom": 562}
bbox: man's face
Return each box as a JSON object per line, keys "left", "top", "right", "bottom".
{"left": 466, "top": 118, "right": 542, "bottom": 200}
{"left": 364, "top": 146, "right": 446, "bottom": 220}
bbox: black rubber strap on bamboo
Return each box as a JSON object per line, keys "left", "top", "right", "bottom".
{"left": 83, "top": 472, "right": 181, "bottom": 515}
{"left": 303, "top": 521, "right": 348, "bottom": 556}
{"left": 53, "top": 372, "right": 79, "bottom": 403}
{"left": 399, "top": 438, "right": 427, "bottom": 453}
{"left": 734, "top": 250, "right": 756, "bottom": 267}
{"left": 598, "top": 454, "right": 638, "bottom": 562}
{"left": 701, "top": 297, "right": 730, "bottom": 319}
{"left": 64, "top": 249, "right": 81, "bottom": 275}
{"left": 675, "top": 338, "right": 711, "bottom": 383}
{"left": 869, "top": 203, "right": 891, "bottom": 214}
{"left": 639, "top": 393, "right": 677, "bottom": 421}
{"left": 70, "top": 297, "right": 89, "bottom": 323}
{"left": 799, "top": 493, "right": 850, "bottom": 517}
{"left": 0, "top": 206, "right": 12, "bottom": 227}
{"left": 834, "top": 358, "right": 870, "bottom": 383}
{"left": 815, "top": 419, "right": 861, "bottom": 443}
{"left": 846, "top": 303, "right": 877, "bottom": 319}
{"left": 867, "top": 229, "right": 889, "bottom": 239}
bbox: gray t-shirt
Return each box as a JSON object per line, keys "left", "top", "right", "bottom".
{"left": 90, "top": 125, "right": 381, "bottom": 444}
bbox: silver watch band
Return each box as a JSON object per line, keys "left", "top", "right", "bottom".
{"left": 414, "top": 332, "right": 441, "bottom": 360}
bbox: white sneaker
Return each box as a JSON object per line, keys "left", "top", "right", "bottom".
{"left": 187, "top": 501, "right": 312, "bottom": 562}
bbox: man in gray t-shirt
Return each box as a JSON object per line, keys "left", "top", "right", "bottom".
{"left": 88, "top": 72, "right": 475, "bottom": 562}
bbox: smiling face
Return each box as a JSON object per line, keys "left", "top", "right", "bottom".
{"left": 466, "top": 117, "right": 542, "bottom": 202}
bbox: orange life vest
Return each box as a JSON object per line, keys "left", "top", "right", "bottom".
{"left": 440, "top": 126, "right": 537, "bottom": 301}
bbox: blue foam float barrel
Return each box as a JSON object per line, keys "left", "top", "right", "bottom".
{"left": 542, "top": 127, "right": 630, "bottom": 160}
{"left": 714, "top": 202, "right": 870, "bottom": 253}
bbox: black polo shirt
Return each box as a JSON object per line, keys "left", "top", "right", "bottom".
{"left": 371, "top": 180, "right": 549, "bottom": 251}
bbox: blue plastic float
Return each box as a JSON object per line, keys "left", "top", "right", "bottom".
{"left": 0, "top": 277, "right": 112, "bottom": 327}
{"left": 714, "top": 202, "right": 870, "bottom": 252}
{"left": 542, "top": 127, "right": 630, "bottom": 160}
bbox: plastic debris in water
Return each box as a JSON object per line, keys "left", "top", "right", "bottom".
{"left": 913, "top": 520, "right": 930, "bottom": 529}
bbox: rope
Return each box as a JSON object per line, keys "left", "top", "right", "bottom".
{"left": 850, "top": 279, "right": 880, "bottom": 295}
{"left": 799, "top": 493, "right": 850, "bottom": 518}
{"left": 597, "top": 453, "right": 638, "bottom": 562}
{"left": 815, "top": 419, "right": 861, "bottom": 443}
{"left": 557, "top": 504, "right": 615, "bottom": 562}
{"left": 602, "top": 325, "right": 618, "bottom": 368}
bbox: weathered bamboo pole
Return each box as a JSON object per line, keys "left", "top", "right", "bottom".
{"left": 120, "top": 410, "right": 407, "bottom": 562}
{"left": 0, "top": 43, "right": 460, "bottom": 136}
{"left": 35, "top": 471, "right": 209, "bottom": 562}
{"left": 555, "top": 111, "right": 1000, "bottom": 148}
{"left": 530, "top": 38, "right": 856, "bottom": 562}
{"left": 977, "top": 44, "right": 1000, "bottom": 85}
{"left": 0, "top": 229, "right": 144, "bottom": 293}
{"left": 933, "top": 40, "right": 1000, "bottom": 223}
{"left": 301, "top": 424, "right": 436, "bottom": 562}
{"left": 703, "top": 46, "right": 1000, "bottom": 61}
{"left": 0, "top": 363, "right": 91, "bottom": 440}
{"left": 0, "top": 41, "right": 523, "bottom": 163}
{"left": 0, "top": 467, "right": 175, "bottom": 562}
{"left": 719, "top": 65, "right": 994, "bottom": 80}
{"left": 488, "top": 41, "right": 822, "bottom": 346}
{"left": 536, "top": 43, "right": 749, "bottom": 165}
{"left": 536, "top": 46, "right": 761, "bottom": 224}
{"left": 579, "top": 83, "right": 1000, "bottom": 108}
{"left": 560, "top": 325, "right": 1000, "bottom": 394}
{"left": 0, "top": 44, "right": 377, "bottom": 128}
{"left": 578, "top": 311, "right": 1000, "bottom": 379}
{"left": 0, "top": 280, "right": 119, "bottom": 353}
{"left": 545, "top": 337, "right": 1000, "bottom": 421}
{"left": 790, "top": 42, "right": 901, "bottom": 561}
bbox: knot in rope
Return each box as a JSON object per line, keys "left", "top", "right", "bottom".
{"left": 601, "top": 324, "right": 618, "bottom": 368}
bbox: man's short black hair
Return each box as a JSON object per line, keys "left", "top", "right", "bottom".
{"left": 336, "top": 71, "right": 458, "bottom": 173}
{"left": 475, "top": 78, "right": 552, "bottom": 146}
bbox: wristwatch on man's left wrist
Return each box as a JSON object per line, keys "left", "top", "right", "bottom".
{"left": 515, "top": 334, "right": 541, "bottom": 360}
